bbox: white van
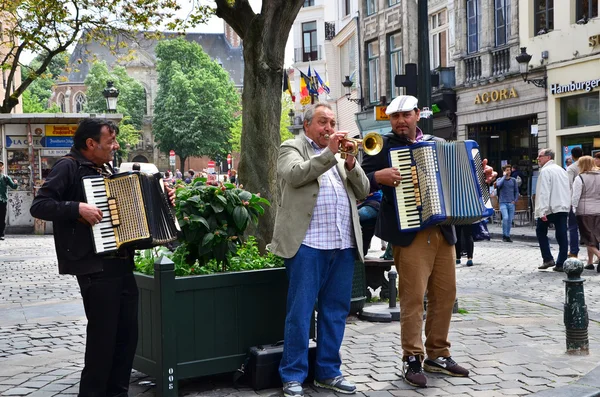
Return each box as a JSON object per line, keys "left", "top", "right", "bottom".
{"left": 117, "top": 162, "right": 160, "bottom": 175}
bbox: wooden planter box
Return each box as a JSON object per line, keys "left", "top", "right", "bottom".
{"left": 133, "top": 257, "right": 297, "bottom": 396}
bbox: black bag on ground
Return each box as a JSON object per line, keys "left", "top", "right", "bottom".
{"left": 243, "top": 339, "right": 317, "bottom": 390}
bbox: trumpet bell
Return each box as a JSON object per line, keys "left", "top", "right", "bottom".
{"left": 362, "top": 132, "right": 383, "bottom": 156}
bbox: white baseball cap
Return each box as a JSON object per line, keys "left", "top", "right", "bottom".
{"left": 385, "top": 95, "right": 419, "bottom": 115}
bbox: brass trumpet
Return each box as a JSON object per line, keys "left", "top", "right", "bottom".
{"left": 337, "top": 132, "right": 384, "bottom": 158}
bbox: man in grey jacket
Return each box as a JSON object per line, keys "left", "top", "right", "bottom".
{"left": 270, "top": 103, "right": 370, "bottom": 397}
{"left": 535, "top": 148, "right": 571, "bottom": 272}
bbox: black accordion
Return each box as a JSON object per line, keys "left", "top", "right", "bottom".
{"left": 389, "top": 140, "right": 494, "bottom": 232}
{"left": 82, "top": 172, "right": 180, "bottom": 254}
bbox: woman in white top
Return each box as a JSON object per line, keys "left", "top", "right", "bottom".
{"left": 571, "top": 156, "right": 600, "bottom": 270}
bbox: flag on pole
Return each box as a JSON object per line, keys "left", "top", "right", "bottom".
{"left": 299, "top": 71, "right": 310, "bottom": 104}
{"left": 314, "top": 69, "right": 330, "bottom": 94}
{"left": 307, "top": 65, "right": 318, "bottom": 95}
{"left": 282, "top": 69, "right": 295, "bottom": 102}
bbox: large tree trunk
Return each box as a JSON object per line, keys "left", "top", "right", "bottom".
{"left": 215, "top": 0, "right": 303, "bottom": 252}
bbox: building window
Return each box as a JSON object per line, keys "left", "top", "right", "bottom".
{"left": 561, "top": 92, "right": 600, "bottom": 129}
{"left": 302, "top": 21, "right": 318, "bottom": 62}
{"left": 389, "top": 33, "right": 403, "bottom": 98}
{"left": 344, "top": 0, "right": 351, "bottom": 16}
{"left": 303, "top": 0, "right": 314, "bottom": 7}
{"left": 367, "top": 40, "right": 379, "bottom": 104}
{"left": 467, "top": 0, "right": 480, "bottom": 53}
{"left": 430, "top": 9, "right": 448, "bottom": 69}
{"left": 340, "top": 35, "right": 356, "bottom": 88}
{"left": 389, "top": 0, "right": 400, "bottom": 6}
{"left": 74, "top": 92, "right": 86, "bottom": 113}
{"left": 367, "top": 0, "right": 377, "bottom": 15}
{"left": 57, "top": 93, "right": 65, "bottom": 113}
{"left": 494, "top": 0, "right": 510, "bottom": 46}
{"left": 576, "top": 0, "right": 599, "bottom": 21}
{"left": 534, "top": 0, "right": 554, "bottom": 35}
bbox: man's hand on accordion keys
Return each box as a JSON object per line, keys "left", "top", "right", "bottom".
{"left": 79, "top": 202, "right": 103, "bottom": 226}
{"left": 374, "top": 167, "right": 402, "bottom": 187}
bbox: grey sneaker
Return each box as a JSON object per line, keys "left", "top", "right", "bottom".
{"left": 538, "top": 260, "right": 555, "bottom": 270}
{"left": 424, "top": 356, "right": 469, "bottom": 377}
{"left": 282, "top": 381, "right": 304, "bottom": 397}
{"left": 314, "top": 375, "right": 356, "bottom": 394}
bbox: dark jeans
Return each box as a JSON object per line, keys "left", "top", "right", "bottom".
{"left": 76, "top": 269, "right": 139, "bottom": 397}
{"left": 455, "top": 225, "right": 474, "bottom": 259}
{"left": 568, "top": 209, "right": 579, "bottom": 255}
{"left": 536, "top": 212, "right": 569, "bottom": 267}
{"left": 0, "top": 201, "right": 7, "bottom": 237}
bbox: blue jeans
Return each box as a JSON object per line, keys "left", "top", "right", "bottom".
{"left": 536, "top": 212, "right": 569, "bottom": 267}
{"left": 568, "top": 209, "right": 579, "bottom": 255}
{"left": 499, "top": 202, "right": 515, "bottom": 237}
{"left": 279, "top": 245, "right": 355, "bottom": 383}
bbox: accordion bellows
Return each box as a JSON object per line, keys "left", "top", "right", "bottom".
{"left": 389, "top": 140, "right": 494, "bottom": 232}
{"left": 83, "top": 172, "right": 180, "bottom": 254}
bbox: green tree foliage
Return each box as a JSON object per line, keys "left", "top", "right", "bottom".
{"left": 20, "top": 53, "right": 66, "bottom": 113}
{"left": 83, "top": 61, "right": 146, "bottom": 157}
{"left": 0, "top": 0, "right": 211, "bottom": 113}
{"left": 153, "top": 38, "right": 240, "bottom": 170}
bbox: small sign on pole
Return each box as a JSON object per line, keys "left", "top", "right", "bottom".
{"left": 169, "top": 150, "right": 176, "bottom": 167}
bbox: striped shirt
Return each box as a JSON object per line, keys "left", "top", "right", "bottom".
{"left": 302, "top": 136, "right": 356, "bottom": 250}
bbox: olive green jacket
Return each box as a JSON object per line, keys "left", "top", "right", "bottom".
{"left": 0, "top": 174, "right": 18, "bottom": 203}
{"left": 270, "top": 136, "right": 370, "bottom": 261}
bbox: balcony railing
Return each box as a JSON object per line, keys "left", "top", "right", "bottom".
{"left": 464, "top": 55, "right": 482, "bottom": 83}
{"left": 294, "top": 45, "right": 323, "bottom": 62}
{"left": 325, "top": 21, "right": 336, "bottom": 40}
{"left": 491, "top": 47, "right": 511, "bottom": 76}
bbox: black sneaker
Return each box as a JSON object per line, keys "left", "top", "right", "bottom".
{"left": 502, "top": 236, "right": 508, "bottom": 242}
{"left": 584, "top": 264, "right": 595, "bottom": 270}
{"left": 505, "top": 237, "right": 513, "bottom": 243}
{"left": 538, "top": 260, "right": 555, "bottom": 270}
{"left": 283, "top": 381, "right": 304, "bottom": 397}
{"left": 424, "top": 356, "right": 469, "bottom": 377}
{"left": 553, "top": 266, "right": 564, "bottom": 272}
{"left": 314, "top": 376, "right": 356, "bottom": 394}
{"left": 403, "top": 356, "right": 427, "bottom": 388}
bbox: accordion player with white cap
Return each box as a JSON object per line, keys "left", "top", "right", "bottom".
{"left": 82, "top": 172, "right": 180, "bottom": 254}
{"left": 389, "top": 140, "right": 494, "bottom": 232}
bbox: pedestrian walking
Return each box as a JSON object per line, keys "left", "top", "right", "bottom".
{"left": 535, "top": 148, "right": 570, "bottom": 272}
{"left": 270, "top": 103, "right": 370, "bottom": 397}
{"left": 185, "top": 169, "right": 195, "bottom": 184}
{"left": 566, "top": 147, "right": 583, "bottom": 258}
{"left": 361, "top": 95, "right": 495, "bottom": 388}
{"left": 29, "top": 118, "right": 175, "bottom": 397}
{"left": 571, "top": 156, "right": 600, "bottom": 271}
{"left": 455, "top": 225, "right": 474, "bottom": 266}
{"left": 175, "top": 168, "right": 182, "bottom": 180}
{"left": 0, "top": 160, "right": 18, "bottom": 240}
{"left": 496, "top": 164, "right": 519, "bottom": 242}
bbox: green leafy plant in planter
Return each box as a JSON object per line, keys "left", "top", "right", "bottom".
{"left": 134, "top": 179, "right": 279, "bottom": 276}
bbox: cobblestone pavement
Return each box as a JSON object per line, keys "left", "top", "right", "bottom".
{"left": 1, "top": 233, "right": 600, "bottom": 396}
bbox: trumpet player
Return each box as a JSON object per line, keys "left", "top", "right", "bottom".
{"left": 270, "top": 103, "right": 369, "bottom": 397}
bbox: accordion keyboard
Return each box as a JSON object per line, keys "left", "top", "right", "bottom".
{"left": 82, "top": 176, "right": 118, "bottom": 253}
{"left": 389, "top": 148, "right": 421, "bottom": 230}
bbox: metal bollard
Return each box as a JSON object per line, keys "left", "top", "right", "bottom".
{"left": 388, "top": 267, "right": 398, "bottom": 309}
{"left": 563, "top": 258, "right": 589, "bottom": 355}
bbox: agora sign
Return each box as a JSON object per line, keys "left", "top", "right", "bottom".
{"left": 474, "top": 87, "right": 518, "bottom": 105}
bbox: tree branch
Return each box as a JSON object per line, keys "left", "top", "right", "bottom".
{"left": 214, "top": 0, "right": 255, "bottom": 40}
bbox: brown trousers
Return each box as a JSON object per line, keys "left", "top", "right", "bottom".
{"left": 393, "top": 227, "right": 456, "bottom": 361}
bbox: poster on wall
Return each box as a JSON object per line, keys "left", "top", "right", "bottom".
{"left": 563, "top": 145, "right": 582, "bottom": 169}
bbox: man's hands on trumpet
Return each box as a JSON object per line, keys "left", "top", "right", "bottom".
{"left": 326, "top": 131, "right": 356, "bottom": 170}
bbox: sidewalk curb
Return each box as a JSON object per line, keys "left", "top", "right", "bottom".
{"left": 530, "top": 364, "right": 600, "bottom": 396}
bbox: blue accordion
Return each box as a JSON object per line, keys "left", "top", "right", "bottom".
{"left": 389, "top": 140, "right": 494, "bottom": 232}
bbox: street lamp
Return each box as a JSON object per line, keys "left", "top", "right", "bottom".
{"left": 288, "top": 108, "right": 295, "bottom": 125}
{"left": 341, "top": 75, "right": 364, "bottom": 107}
{"left": 102, "top": 81, "right": 119, "bottom": 113}
{"left": 515, "top": 47, "right": 547, "bottom": 88}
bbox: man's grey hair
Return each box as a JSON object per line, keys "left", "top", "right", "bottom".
{"left": 303, "top": 103, "right": 333, "bottom": 126}
{"left": 539, "top": 148, "right": 555, "bottom": 159}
